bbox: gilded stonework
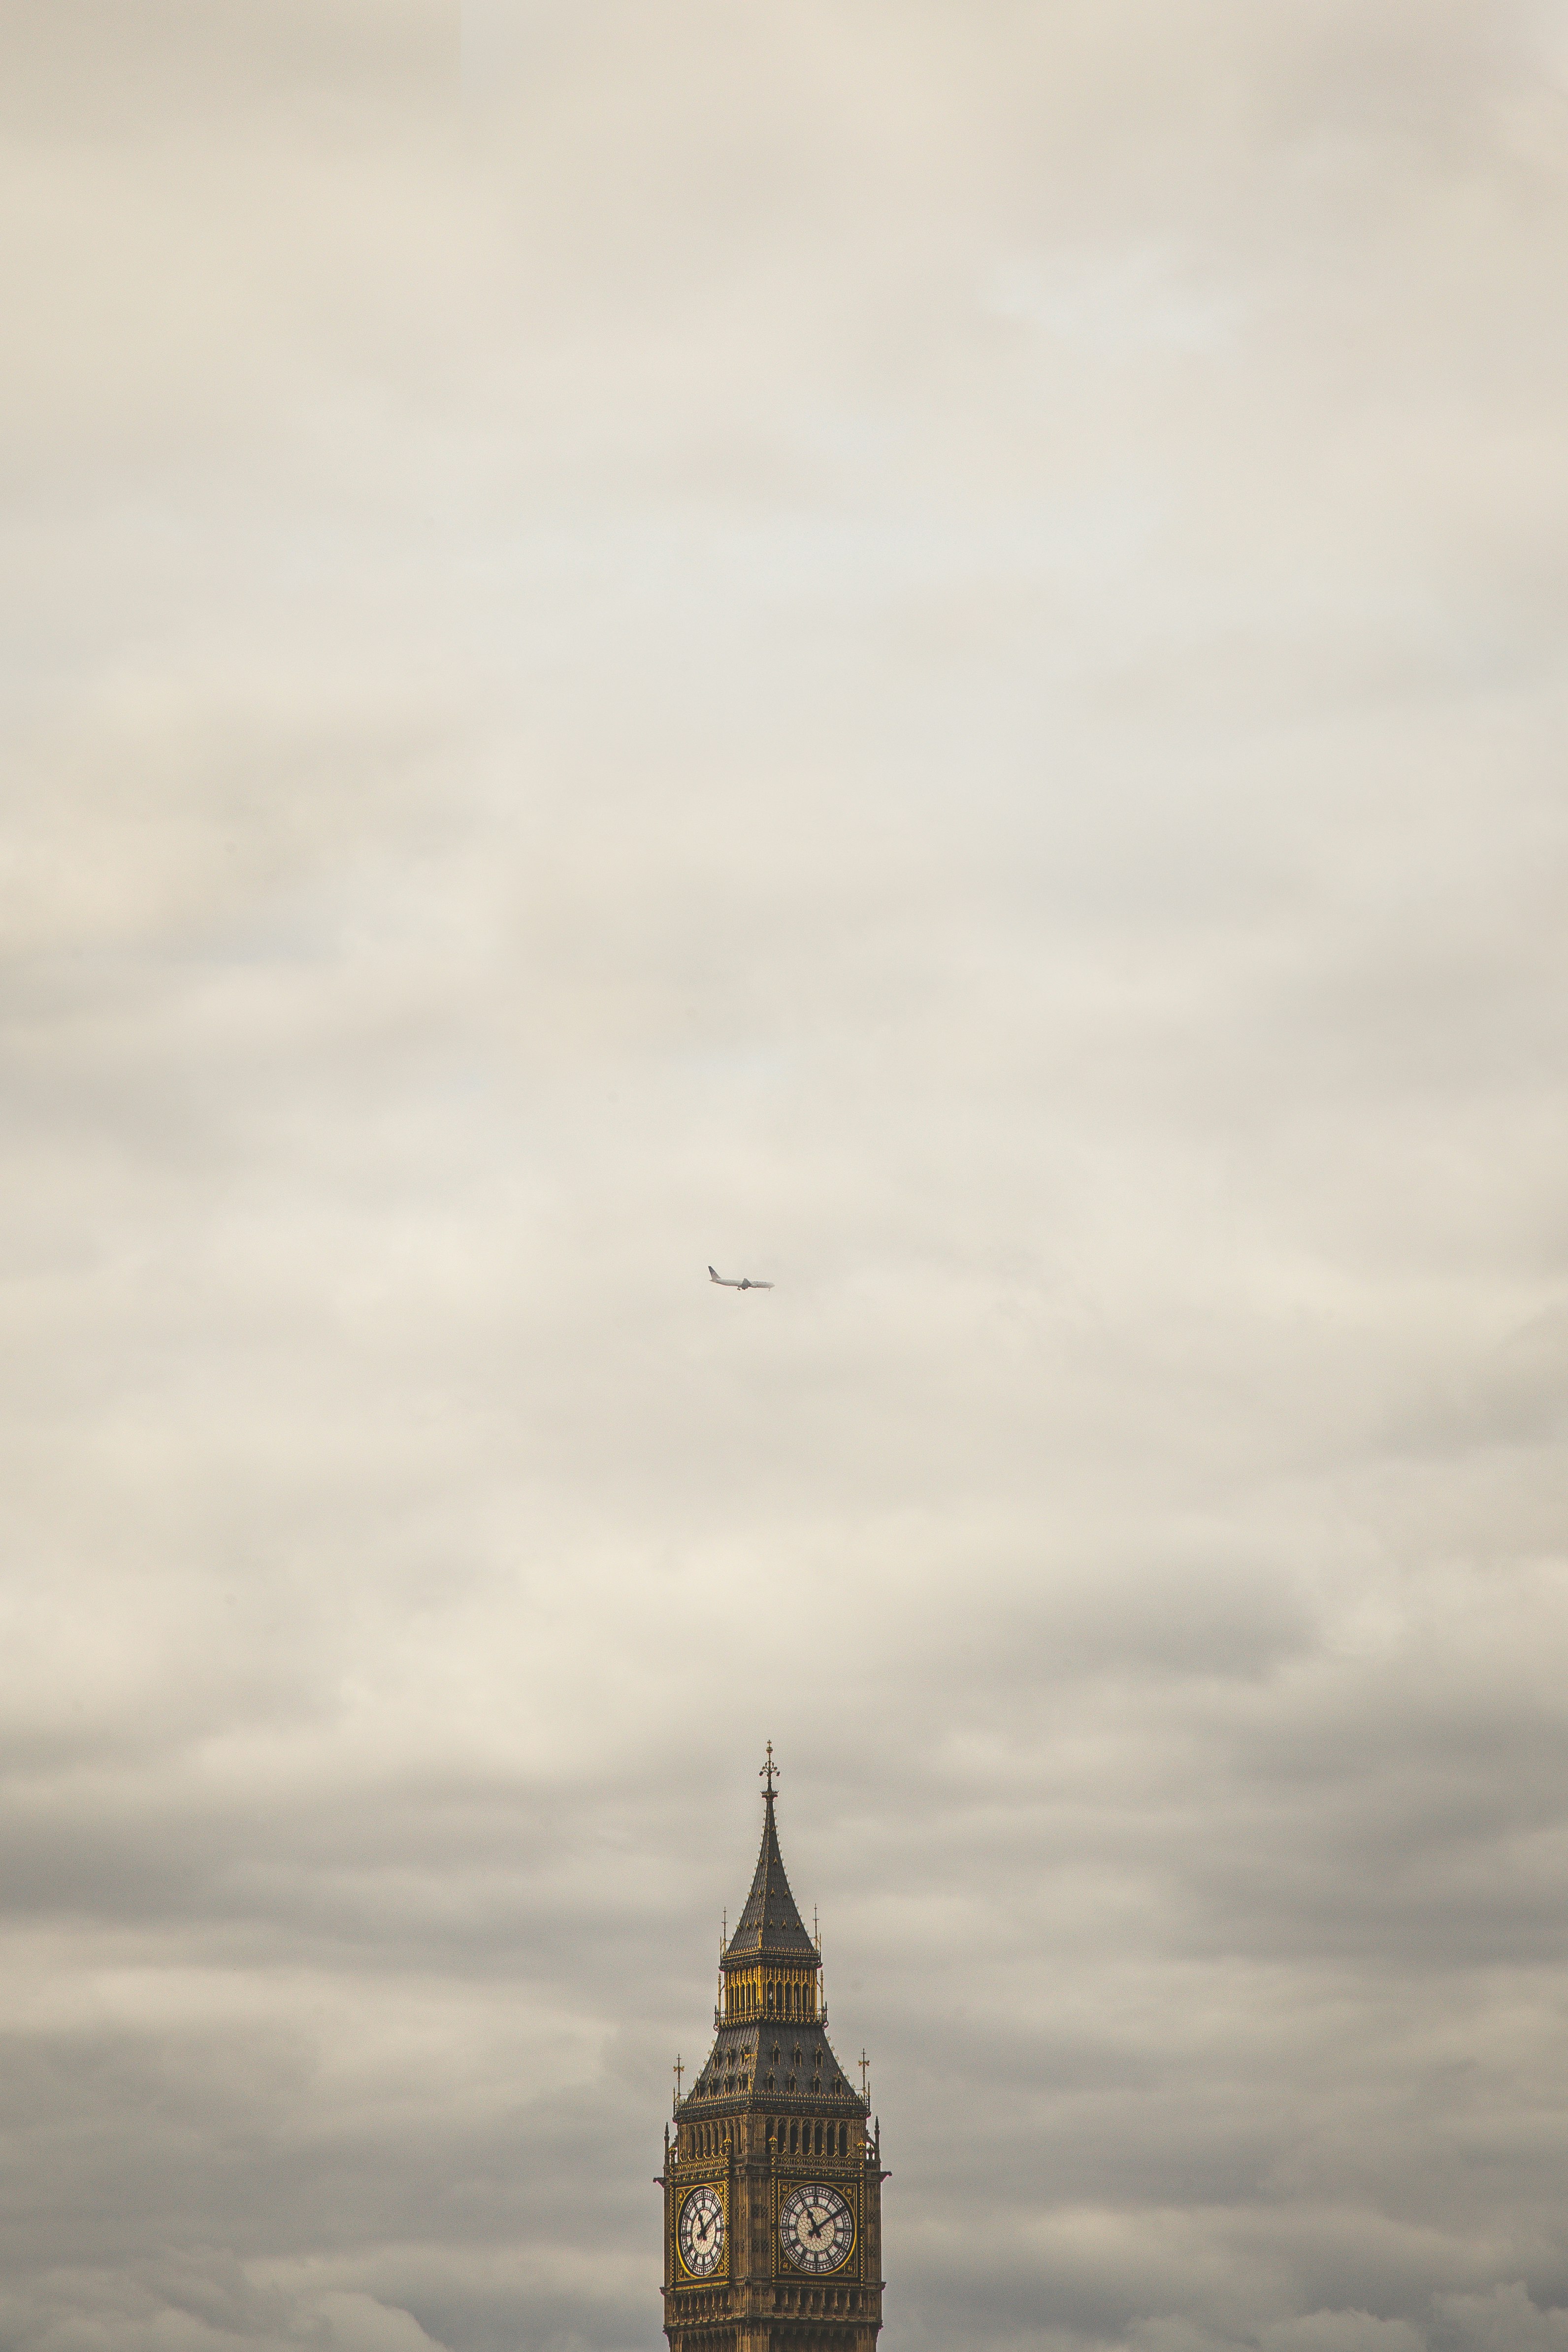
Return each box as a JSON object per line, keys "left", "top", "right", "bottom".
{"left": 658, "top": 1757, "right": 886, "bottom": 2352}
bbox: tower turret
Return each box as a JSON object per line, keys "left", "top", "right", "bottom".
{"left": 720, "top": 1744, "right": 823, "bottom": 2027}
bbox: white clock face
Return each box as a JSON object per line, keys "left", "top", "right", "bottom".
{"left": 678, "top": 2185, "right": 725, "bottom": 2278}
{"left": 779, "top": 2183, "right": 854, "bottom": 2274}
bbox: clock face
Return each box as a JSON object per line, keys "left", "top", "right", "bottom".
{"left": 779, "top": 2182, "right": 854, "bottom": 2275}
{"left": 678, "top": 2185, "right": 725, "bottom": 2278}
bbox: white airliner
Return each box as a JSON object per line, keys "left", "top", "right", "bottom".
{"left": 708, "top": 1265, "right": 774, "bottom": 1291}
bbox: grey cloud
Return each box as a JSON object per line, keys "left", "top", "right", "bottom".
{"left": 3, "top": 1, "right": 1568, "bottom": 2349}
{"left": 1431, "top": 2287, "right": 1568, "bottom": 2352}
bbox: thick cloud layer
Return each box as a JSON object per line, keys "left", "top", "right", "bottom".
{"left": 2, "top": 3, "right": 1567, "bottom": 2348}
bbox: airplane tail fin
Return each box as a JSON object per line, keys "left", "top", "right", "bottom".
{"left": 708, "top": 1265, "right": 719, "bottom": 1280}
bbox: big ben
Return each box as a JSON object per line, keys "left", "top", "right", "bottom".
{"left": 658, "top": 1748, "right": 887, "bottom": 2352}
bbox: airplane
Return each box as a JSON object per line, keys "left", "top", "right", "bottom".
{"left": 709, "top": 1265, "right": 774, "bottom": 1291}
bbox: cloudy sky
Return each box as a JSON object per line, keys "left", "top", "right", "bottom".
{"left": 4, "top": 3, "right": 1568, "bottom": 2349}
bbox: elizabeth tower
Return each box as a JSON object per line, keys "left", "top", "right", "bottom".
{"left": 657, "top": 1751, "right": 886, "bottom": 2352}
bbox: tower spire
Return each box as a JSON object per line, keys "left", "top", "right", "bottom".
{"left": 724, "top": 1749, "right": 817, "bottom": 1969}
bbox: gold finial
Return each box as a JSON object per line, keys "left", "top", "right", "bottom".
{"left": 858, "top": 2050, "right": 871, "bottom": 2104}
{"left": 760, "top": 1740, "right": 779, "bottom": 1796}
{"left": 673, "top": 2054, "right": 684, "bottom": 2109}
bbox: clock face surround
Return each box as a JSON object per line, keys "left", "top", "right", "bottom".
{"left": 678, "top": 2185, "right": 725, "bottom": 2278}
{"left": 778, "top": 2182, "right": 854, "bottom": 2275}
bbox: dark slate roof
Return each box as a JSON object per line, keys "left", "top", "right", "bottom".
{"left": 723, "top": 1792, "right": 819, "bottom": 1967}
{"left": 680, "top": 2017, "right": 865, "bottom": 2118}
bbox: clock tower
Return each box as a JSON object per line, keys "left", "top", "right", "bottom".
{"left": 658, "top": 1750, "right": 886, "bottom": 2352}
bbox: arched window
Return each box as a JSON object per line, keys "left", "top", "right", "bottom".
{"left": 791, "top": 2120, "right": 799, "bottom": 2154}
{"left": 813, "top": 2122, "right": 822, "bottom": 2156}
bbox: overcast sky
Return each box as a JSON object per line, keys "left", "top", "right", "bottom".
{"left": 4, "top": 4, "right": 1568, "bottom": 2350}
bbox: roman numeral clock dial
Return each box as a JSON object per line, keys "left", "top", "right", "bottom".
{"left": 779, "top": 2182, "right": 855, "bottom": 2274}
{"left": 677, "top": 2186, "right": 724, "bottom": 2277}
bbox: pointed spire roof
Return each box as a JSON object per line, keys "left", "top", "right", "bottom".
{"left": 724, "top": 1780, "right": 819, "bottom": 1968}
